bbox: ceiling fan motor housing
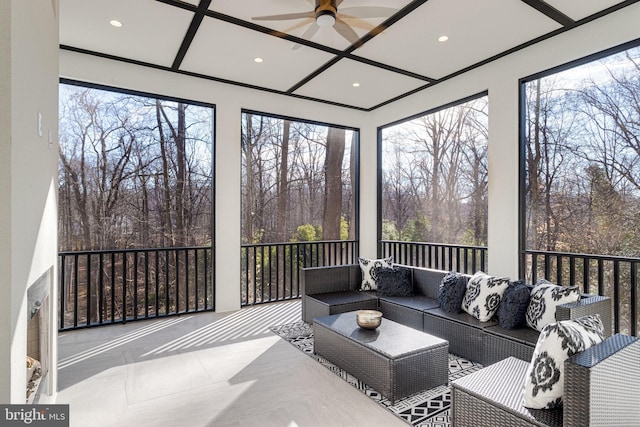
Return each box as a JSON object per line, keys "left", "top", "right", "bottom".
{"left": 315, "top": 0, "right": 337, "bottom": 19}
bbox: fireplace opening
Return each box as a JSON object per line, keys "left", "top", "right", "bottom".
{"left": 26, "top": 271, "right": 51, "bottom": 403}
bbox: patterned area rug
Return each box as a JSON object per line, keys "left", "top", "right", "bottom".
{"left": 270, "top": 321, "right": 483, "bottom": 427}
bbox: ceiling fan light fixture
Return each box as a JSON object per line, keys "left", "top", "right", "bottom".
{"left": 316, "top": 11, "right": 336, "bottom": 27}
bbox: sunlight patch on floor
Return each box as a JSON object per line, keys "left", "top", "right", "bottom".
{"left": 141, "top": 301, "right": 300, "bottom": 356}
{"left": 58, "top": 316, "right": 192, "bottom": 369}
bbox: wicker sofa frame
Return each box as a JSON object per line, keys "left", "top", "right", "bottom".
{"left": 301, "top": 263, "right": 613, "bottom": 366}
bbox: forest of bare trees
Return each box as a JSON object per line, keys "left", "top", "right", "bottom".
{"left": 524, "top": 47, "right": 640, "bottom": 258}
{"left": 380, "top": 96, "right": 489, "bottom": 247}
{"left": 239, "top": 113, "right": 357, "bottom": 304}
{"left": 241, "top": 112, "right": 356, "bottom": 245}
{"left": 57, "top": 84, "right": 214, "bottom": 325}
{"left": 523, "top": 46, "right": 640, "bottom": 335}
{"left": 58, "top": 84, "right": 214, "bottom": 251}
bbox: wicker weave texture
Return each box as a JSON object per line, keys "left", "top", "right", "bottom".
{"left": 556, "top": 296, "right": 613, "bottom": 337}
{"left": 452, "top": 390, "right": 552, "bottom": 427}
{"left": 379, "top": 300, "right": 423, "bottom": 330}
{"left": 482, "top": 332, "right": 534, "bottom": 365}
{"left": 303, "top": 295, "right": 377, "bottom": 323}
{"left": 451, "top": 357, "right": 562, "bottom": 427}
{"left": 314, "top": 316, "right": 449, "bottom": 404}
{"left": 302, "top": 264, "right": 360, "bottom": 295}
{"left": 564, "top": 337, "right": 640, "bottom": 427}
{"left": 423, "top": 311, "right": 484, "bottom": 363}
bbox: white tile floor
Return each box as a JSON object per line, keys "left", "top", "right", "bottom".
{"left": 55, "top": 300, "right": 407, "bottom": 427}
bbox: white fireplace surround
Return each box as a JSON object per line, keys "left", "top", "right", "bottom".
{"left": 26, "top": 270, "right": 52, "bottom": 403}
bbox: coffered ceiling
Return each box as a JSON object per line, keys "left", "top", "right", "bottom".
{"left": 59, "top": 0, "right": 638, "bottom": 110}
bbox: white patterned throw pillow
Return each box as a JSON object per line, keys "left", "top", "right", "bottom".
{"left": 461, "top": 271, "right": 510, "bottom": 322}
{"left": 523, "top": 314, "right": 605, "bottom": 409}
{"left": 358, "top": 257, "right": 393, "bottom": 291}
{"left": 525, "top": 280, "right": 580, "bottom": 332}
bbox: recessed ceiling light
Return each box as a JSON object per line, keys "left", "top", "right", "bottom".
{"left": 254, "top": 57, "right": 264, "bottom": 63}
{"left": 352, "top": 82, "right": 360, "bottom": 87}
{"left": 438, "top": 35, "right": 448, "bottom": 42}
{"left": 110, "top": 20, "right": 123, "bottom": 28}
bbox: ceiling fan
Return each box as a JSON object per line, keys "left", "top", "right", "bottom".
{"left": 252, "top": 0, "right": 398, "bottom": 48}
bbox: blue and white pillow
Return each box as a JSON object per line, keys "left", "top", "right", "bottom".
{"left": 523, "top": 314, "right": 605, "bottom": 409}
{"left": 461, "top": 271, "right": 510, "bottom": 322}
{"left": 358, "top": 257, "right": 393, "bottom": 291}
{"left": 525, "top": 280, "right": 580, "bottom": 332}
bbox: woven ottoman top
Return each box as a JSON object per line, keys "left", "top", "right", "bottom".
{"left": 314, "top": 311, "right": 448, "bottom": 359}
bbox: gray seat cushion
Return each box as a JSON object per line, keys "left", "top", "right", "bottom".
{"left": 379, "top": 295, "right": 439, "bottom": 312}
{"left": 310, "top": 290, "right": 377, "bottom": 306}
{"left": 425, "top": 307, "right": 498, "bottom": 329}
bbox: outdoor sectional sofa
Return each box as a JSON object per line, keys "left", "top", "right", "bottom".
{"left": 301, "top": 263, "right": 613, "bottom": 366}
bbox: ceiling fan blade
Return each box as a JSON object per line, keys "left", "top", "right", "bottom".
{"left": 292, "top": 22, "right": 320, "bottom": 50}
{"left": 336, "top": 0, "right": 345, "bottom": 6}
{"left": 338, "top": 6, "right": 398, "bottom": 19}
{"left": 283, "top": 18, "right": 316, "bottom": 33}
{"left": 334, "top": 17, "right": 361, "bottom": 46}
{"left": 338, "top": 16, "right": 376, "bottom": 31}
{"left": 301, "top": 21, "right": 320, "bottom": 39}
{"left": 252, "top": 11, "right": 314, "bottom": 21}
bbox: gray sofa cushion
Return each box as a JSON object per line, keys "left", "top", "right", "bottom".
{"left": 425, "top": 306, "right": 498, "bottom": 329}
{"left": 379, "top": 295, "right": 439, "bottom": 312}
{"left": 311, "top": 290, "right": 378, "bottom": 306}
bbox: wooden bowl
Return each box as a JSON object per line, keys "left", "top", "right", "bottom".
{"left": 356, "top": 310, "right": 383, "bottom": 329}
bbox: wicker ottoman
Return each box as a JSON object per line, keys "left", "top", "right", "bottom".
{"left": 451, "top": 357, "right": 563, "bottom": 427}
{"left": 451, "top": 335, "right": 640, "bottom": 427}
{"left": 313, "top": 311, "right": 449, "bottom": 404}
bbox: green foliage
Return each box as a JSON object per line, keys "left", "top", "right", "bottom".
{"left": 253, "top": 229, "right": 264, "bottom": 244}
{"left": 292, "top": 224, "right": 319, "bottom": 242}
{"left": 381, "top": 220, "right": 399, "bottom": 240}
{"left": 460, "top": 229, "right": 484, "bottom": 246}
{"left": 340, "top": 216, "right": 349, "bottom": 240}
{"left": 401, "top": 214, "right": 430, "bottom": 241}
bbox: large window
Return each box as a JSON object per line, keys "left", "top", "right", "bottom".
{"left": 241, "top": 111, "right": 358, "bottom": 244}
{"left": 379, "top": 95, "right": 489, "bottom": 269}
{"left": 59, "top": 82, "right": 214, "bottom": 251}
{"left": 240, "top": 111, "right": 358, "bottom": 304}
{"left": 522, "top": 43, "right": 640, "bottom": 335}
{"left": 58, "top": 82, "right": 215, "bottom": 327}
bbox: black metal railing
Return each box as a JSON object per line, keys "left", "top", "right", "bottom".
{"left": 524, "top": 250, "right": 639, "bottom": 336}
{"left": 380, "top": 240, "right": 487, "bottom": 274}
{"left": 241, "top": 240, "right": 359, "bottom": 306}
{"left": 58, "top": 246, "right": 214, "bottom": 331}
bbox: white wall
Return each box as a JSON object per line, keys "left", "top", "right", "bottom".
{"left": 59, "top": 52, "right": 371, "bottom": 312}
{"left": 0, "top": 0, "right": 60, "bottom": 403}
{"left": 0, "top": 0, "right": 13, "bottom": 404}
{"left": 371, "top": 3, "right": 640, "bottom": 278}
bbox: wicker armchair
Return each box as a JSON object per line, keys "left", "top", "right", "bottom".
{"left": 451, "top": 334, "right": 640, "bottom": 427}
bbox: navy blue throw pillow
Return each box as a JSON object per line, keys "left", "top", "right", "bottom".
{"left": 438, "top": 272, "right": 468, "bottom": 313}
{"left": 375, "top": 267, "right": 413, "bottom": 297}
{"left": 496, "top": 280, "right": 531, "bottom": 329}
